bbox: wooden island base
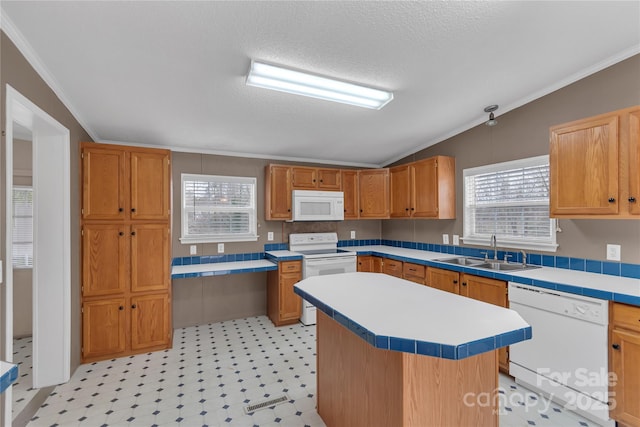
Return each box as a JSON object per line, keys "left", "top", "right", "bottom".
{"left": 317, "top": 311, "right": 499, "bottom": 427}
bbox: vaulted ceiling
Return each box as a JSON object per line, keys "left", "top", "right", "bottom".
{"left": 2, "top": 1, "right": 639, "bottom": 167}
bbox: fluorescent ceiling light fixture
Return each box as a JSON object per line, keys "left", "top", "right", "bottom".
{"left": 246, "top": 61, "right": 393, "bottom": 110}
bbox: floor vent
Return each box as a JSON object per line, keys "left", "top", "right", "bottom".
{"left": 244, "top": 394, "right": 289, "bottom": 414}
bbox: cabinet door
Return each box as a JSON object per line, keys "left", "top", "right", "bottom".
{"left": 341, "top": 170, "right": 359, "bottom": 219}
{"left": 461, "top": 274, "right": 509, "bottom": 372}
{"left": 318, "top": 169, "right": 341, "bottom": 190}
{"left": 266, "top": 165, "right": 292, "bottom": 220}
{"left": 357, "top": 256, "right": 373, "bottom": 272}
{"left": 130, "top": 150, "right": 170, "bottom": 220}
{"left": 82, "top": 146, "right": 126, "bottom": 220}
{"left": 403, "top": 263, "right": 426, "bottom": 285}
{"left": 629, "top": 109, "right": 640, "bottom": 215}
{"left": 372, "top": 256, "right": 383, "bottom": 273}
{"left": 291, "top": 167, "right": 317, "bottom": 189}
{"left": 82, "top": 224, "right": 128, "bottom": 297}
{"left": 390, "top": 165, "right": 411, "bottom": 218}
{"left": 280, "top": 272, "right": 302, "bottom": 322}
{"left": 82, "top": 298, "right": 126, "bottom": 360}
{"left": 550, "top": 114, "right": 619, "bottom": 215}
{"left": 610, "top": 327, "right": 640, "bottom": 426}
{"left": 383, "top": 259, "right": 403, "bottom": 278}
{"left": 131, "top": 224, "right": 170, "bottom": 293}
{"left": 412, "top": 158, "right": 440, "bottom": 218}
{"left": 359, "top": 169, "right": 389, "bottom": 218}
{"left": 131, "top": 293, "right": 171, "bottom": 350}
{"left": 426, "top": 267, "right": 459, "bottom": 294}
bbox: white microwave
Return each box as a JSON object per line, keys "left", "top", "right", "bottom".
{"left": 291, "top": 190, "right": 344, "bottom": 221}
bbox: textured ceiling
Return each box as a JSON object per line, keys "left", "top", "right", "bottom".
{"left": 2, "top": 1, "right": 639, "bottom": 167}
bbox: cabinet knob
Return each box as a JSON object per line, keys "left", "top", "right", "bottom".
{"left": 462, "top": 282, "right": 467, "bottom": 286}
{"left": 119, "top": 208, "right": 123, "bottom": 212}
{"left": 453, "top": 280, "right": 458, "bottom": 284}
{"left": 629, "top": 197, "right": 637, "bottom": 203}
{"left": 131, "top": 231, "right": 136, "bottom": 236}
{"left": 131, "top": 208, "right": 136, "bottom": 212}
{"left": 360, "top": 209, "right": 363, "bottom": 213}
{"left": 119, "top": 231, "right": 124, "bottom": 236}
{"left": 131, "top": 304, "right": 137, "bottom": 309}
{"left": 119, "top": 306, "right": 124, "bottom": 311}
{"left": 411, "top": 207, "right": 415, "bottom": 211}
{"left": 608, "top": 197, "right": 616, "bottom": 203}
{"left": 612, "top": 343, "right": 620, "bottom": 350}
{"left": 405, "top": 208, "right": 409, "bottom": 211}
{"left": 287, "top": 208, "right": 291, "bottom": 212}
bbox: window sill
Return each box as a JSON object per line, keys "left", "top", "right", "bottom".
{"left": 180, "top": 236, "right": 259, "bottom": 244}
{"left": 461, "top": 237, "right": 558, "bottom": 253}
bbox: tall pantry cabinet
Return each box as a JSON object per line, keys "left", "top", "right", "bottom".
{"left": 80, "top": 142, "right": 172, "bottom": 363}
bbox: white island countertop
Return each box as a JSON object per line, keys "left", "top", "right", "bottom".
{"left": 295, "top": 272, "right": 531, "bottom": 360}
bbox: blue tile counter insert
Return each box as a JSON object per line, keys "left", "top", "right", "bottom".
{"left": 1, "top": 361, "right": 18, "bottom": 394}
{"left": 342, "top": 243, "right": 640, "bottom": 307}
{"left": 295, "top": 272, "right": 532, "bottom": 360}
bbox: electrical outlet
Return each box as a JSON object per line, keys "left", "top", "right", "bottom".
{"left": 218, "top": 243, "right": 225, "bottom": 253}
{"left": 350, "top": 230, "right": 356, "bottom": 239}
{"left": 452, "top": 235, "right": 460, "bottom": 246}
{"left": 190, "top": 245, "right": 197, "bottom": 255}
{"left": 607, "top": 244, "right": 621, "bottom": 261}
{"left": 442, "top": 234, "right": 449, "bottom": 245}
{"left": 267, "top": 232, "right": 274, "bottom": 241}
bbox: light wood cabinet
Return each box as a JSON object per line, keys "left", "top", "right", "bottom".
{"left": 390, "top": 156, "right": 455, "bottom": 219}
{"left": 342, "top": 170, "right": 359, "bottom": 219}
{"left": 291, "top": 166, "right": 342, "bottom": 190}
{"left": 265, "top": 164, "right": 292, "bottom": 220}
{"left": 382, "top": 258, "right": 403, "bottom": 278}
{"left": 358, "top": 169, "right": 389, "bottom": 219}
{"left": 317, "top": 168, "right": 342, "bottom": 190}
{"left": 267, "top": 261, "right": 303, "bottom": 326}
{"left": 403, "top": 262, "right": 426, "bottom": 285}
{"left": 357, "top": 255, "right": 383, "bottom": 273}
{"left": 81, "top": 142, "right": 172, "bottom": 363}
{"left": 426, "top": 267, "right": 509, "bottom": 372}
{"left": 550, "top": 105, "right": 640, "bottom": 218}
{"left": 610, "top": 302, "right": 640, "bottom": 426}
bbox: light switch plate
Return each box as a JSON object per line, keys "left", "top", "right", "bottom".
{"left": 453, "top": 235, "right": 460, "bottom": 246}
{"left": 267, "top": 232, "right": 274, "bottom": 241}
{"left": 190, "top": 245, "right": 197, "bottom": 255}
{"left": 607, "top": 244, "right": 621, "bottom": 261}
{"left": 218, "top": 243, "right": 225, "bottom": 253}
{"left": 350, "top": 230, "right": 356, "bottom": 239}
{"left": 442, "top": 234, "right": 449, "bottom": 245}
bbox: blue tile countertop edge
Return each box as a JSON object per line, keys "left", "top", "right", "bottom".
{"left": 293, "top": 286, "right": 531, "bottom": 361}
{"left": 0, "top": 362, "right": 18, "bottom": 394}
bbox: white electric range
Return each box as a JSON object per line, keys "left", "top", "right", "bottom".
{"left": 289, "top": 233, "right": 357, "bottom": 325}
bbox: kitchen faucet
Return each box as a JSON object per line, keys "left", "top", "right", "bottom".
{"left": 490, "top": 234, "right": 498, "bottom": 260}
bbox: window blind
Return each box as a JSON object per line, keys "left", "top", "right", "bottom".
{"left": 13, "top": 186, "right": 33, "bottom": 268}
{"left": 181, "top": 174, "right": 257, "bottom": 243}
{"left": 463, "top": 156, "right": 557, "bottom": 251}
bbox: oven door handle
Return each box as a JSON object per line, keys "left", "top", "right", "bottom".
{"left": 305, "top": 257, "right": 356, "bottom": 267}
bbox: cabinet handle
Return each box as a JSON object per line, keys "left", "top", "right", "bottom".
{"left": 405, "top": 208, "right": 409, "bottom": 211}
{"left": 131, "top": 231, "right": 136, "bottom": 236}
{"left": 131, "top": 304, "right": 137, "bottom": 309}
{"left": 608, "top": 197, "right": 616, "bottom": 203}
{"left": 131, "top": 208, "right": 136, "bottom": 212}
{"left": 462, "top": 282, "right": 467, "bottom": 286}
{"left": 119, "top": 208, "right": 123, "bottom": 212}
{"left": 629, "top": 197, "right": 637, "bottom": 203}
{"left": 411, "top": 207, "right": 415, "bottom": 211}
{"left": 320, "top": 179, "right": 323, "bottom": 183}
{"left": 360, "top": 209, "right": 363, "bottom": 213}
{"left": 453, "top": 280, "right": 458, "bottom": 284}
{"left": 119, "top": 231, "right": 124, "bottom": 236}
{"left": 119, "top": 306, "right": 124, "bottom": 311}
{"left": 612, "top": 343, "right": 620, "bottom": 350}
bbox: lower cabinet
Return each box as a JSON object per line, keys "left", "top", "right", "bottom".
{"left": 610, "top": 302, "right": 640, "bottom": 427}
{"left": 426, "top": 267, "right": 509, "bottom": 373}
{"left": 403, "top": 262, "right": 426, "bottom": 285}
{"left": 267, "top": 261, "right": 303, "bottom": 326}
{"left": 382, "top": 259, "right": 403, "bottom": 278}
{"left": 82, "top": 292, "right": 171, "bottom": 362}
{"left": 357, "top": 255, "right": 383, "bottom": 272}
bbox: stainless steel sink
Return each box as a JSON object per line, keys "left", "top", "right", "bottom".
{"left": 436, "top": 257, "right": 486, "bottom": 266}
{"left": 474, "top": 261, "right": 541, "bottom": 271}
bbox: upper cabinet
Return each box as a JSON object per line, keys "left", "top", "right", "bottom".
{"left": 265, "top": 164, "right": 292, "bottom": 220}
{"left": 341, "top": 170, "right": 359, "bottom": 219}
{"left": 291, "top": 166, "right": 342, "bottom": 190}
{"left": 390, "top": 156, "right": 455, "bottom": 219}
{"left": 82, "top": 144, "right": 170, "bottom": 221}
{"left": 358, "top": 169, "right": 389, "bottom": 219}
{"left": 550, "top": 105, "right": 640, "bottom": 218}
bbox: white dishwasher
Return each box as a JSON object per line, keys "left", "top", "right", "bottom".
{"left": 508, "top": 283, "right": 614, "bottom": 427}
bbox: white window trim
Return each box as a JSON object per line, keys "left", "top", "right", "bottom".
{"left": 462, "top": 155, "right": 559, "bottom": 253}
{"left": 180, "top": 173, "right": 258, "bottom": 244}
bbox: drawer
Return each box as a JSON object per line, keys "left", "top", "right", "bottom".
{"left": 383, "top": 259, "right": 403, "bottom": 277}
{"left": 403, "top": 262, "right": 425, "bottom": 279}
{"left": 280, "top": 261, "right": 302, "bottom": 274}
{"left": 612, "top": 302, "right": 640, "bottom": 332}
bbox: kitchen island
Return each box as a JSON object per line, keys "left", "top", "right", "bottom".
{"left": 295, "top": 272, "right": 531, "bottom": 427}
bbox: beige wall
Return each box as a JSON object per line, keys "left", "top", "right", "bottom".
{"left": 1, "top": 31, "right": 93, "bottom": 379}
{"left": 171, "top": 151, "right": 381, "bottom": 325}
{"left": 384, "top": 54, "right": 640, "bottom": 264}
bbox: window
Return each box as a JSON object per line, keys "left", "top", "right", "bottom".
{"left": 12, "top": 186, "right": 33, "bottom": 268}
{"left": 181, "top": 174, "right": 257, "bottom": 243}
{"left": 463, "top": 155, "right": 557, "bottom": 252}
